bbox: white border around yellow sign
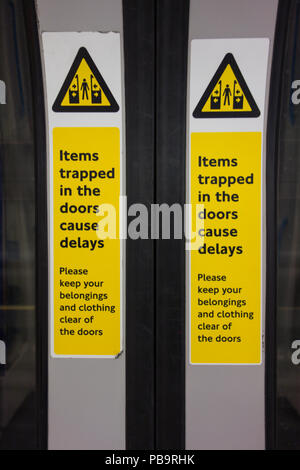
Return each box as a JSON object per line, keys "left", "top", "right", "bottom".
{"left": 42, "top": 32, "right": 124, "bottom": 358}
{"left": 188, "top": 38, "right": 269, "bottom": 365}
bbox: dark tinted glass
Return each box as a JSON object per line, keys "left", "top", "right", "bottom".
{"left": 0, "top": 0, "right": 38, "bottom": 449}
{"left": 277, "top": 0, "right": 300, "bottom": 450}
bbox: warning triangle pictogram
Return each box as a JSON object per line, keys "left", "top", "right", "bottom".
{"left": 193, "top": 53, "right": 260, "bottom": 118}
{"left": 52, "top": 47, "right": 119, "bottom": 112}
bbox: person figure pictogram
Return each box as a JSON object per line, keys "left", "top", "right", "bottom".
{"left": 223, "top": 84, "right": 231, "bottom": 106}
{"left": 81, "top": 78, "right": 89, "bottom": 100}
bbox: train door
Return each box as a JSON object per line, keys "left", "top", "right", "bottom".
{"left": 186, "top": 0, "right": 277, "bottom": 450}
{"left": 2, "top": 0, "right": 300, "bottom": 451}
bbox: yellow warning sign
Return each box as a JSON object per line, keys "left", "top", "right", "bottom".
{"left": 193, "top": 53, "right": 260, "bottom": 118}
{"left": 190, "top": 132, "right": 261, "bottom": 364}
{"left": 53, "top": 47, "right": 119, "bottom": 112}
{"left": 52, "top": 127, "right": 121, "bottom": 356}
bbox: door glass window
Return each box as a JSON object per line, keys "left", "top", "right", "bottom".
{"left": 277, "top": 0, "right": 300, "bottom": 450}
{"left": 0, "top": 0, "right": 38, "bottom": 449}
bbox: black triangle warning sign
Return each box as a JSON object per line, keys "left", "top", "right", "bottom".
{"left": 52, "top": 47, "right": 119, "bottom": 113}
{"left": 193, "top": 53, "right": 260, "bottom": 118}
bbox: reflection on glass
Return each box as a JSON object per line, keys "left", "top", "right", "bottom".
{"left": 277, "top": 0, "right": 300, "bottom": 450}
{"left": 0, "top": 0, "right": 37, "bottom": 449}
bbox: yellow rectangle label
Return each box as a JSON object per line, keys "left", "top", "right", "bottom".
{"left": 190, "top": 132, "right": 261, "bottom": 364}
{"left": 52, "top": 127, "right": 121, "bottom": 356}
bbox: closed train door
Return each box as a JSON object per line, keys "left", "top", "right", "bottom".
{"left": 0, "top": 0, "right": 299, "bottom": 451}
